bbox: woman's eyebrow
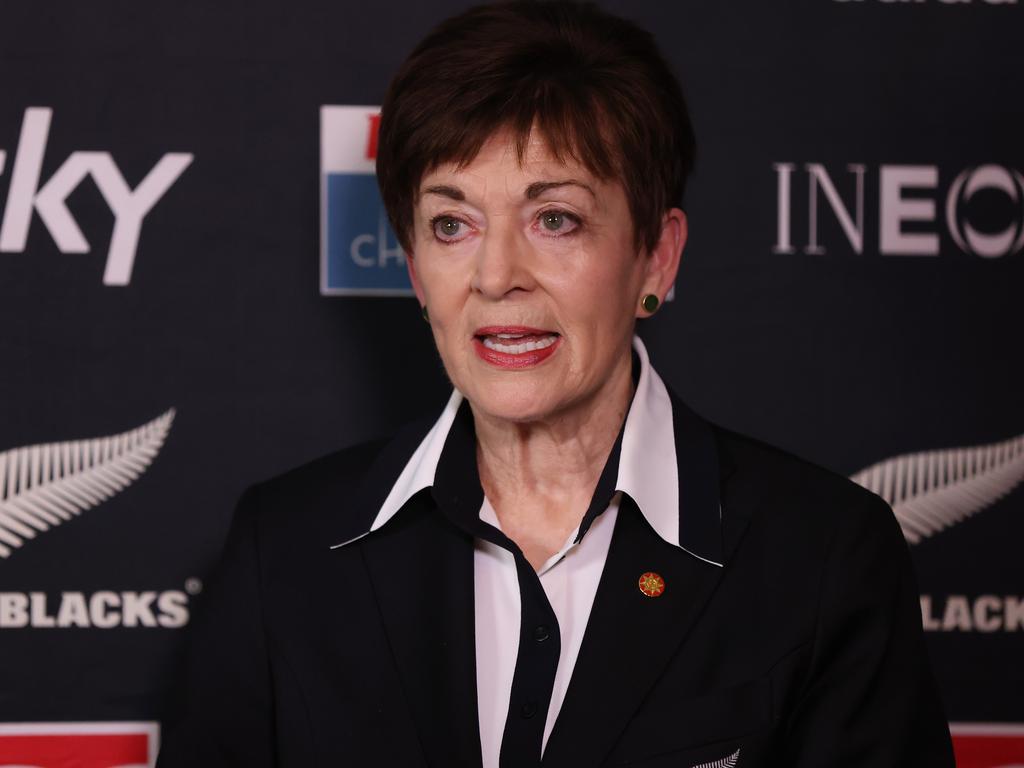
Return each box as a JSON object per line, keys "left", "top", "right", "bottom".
{"left": 422, "top": 184, "right": 465, "bottom": 201}
{"left": 421, "top": 180, "right": 595, "bottom": 202}
{"left": 524, "top": 179, "right": 596, "bottom": 199}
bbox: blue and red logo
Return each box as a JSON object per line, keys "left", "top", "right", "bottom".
{"left": 320, "top": 105, "right": 412, "bottom": 296}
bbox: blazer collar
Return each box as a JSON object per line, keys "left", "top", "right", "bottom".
{"left": 331, "top": 335, "right": 725, "bottom": 567}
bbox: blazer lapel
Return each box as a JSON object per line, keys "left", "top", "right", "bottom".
{"left": 540, "top": 496, "right": 730, "bottom": 767}
{"left": 358, "top": 492, "right": 484, "bottom": 768}
{"left": 542, "top": 394, "right": 752, "bottom": 768}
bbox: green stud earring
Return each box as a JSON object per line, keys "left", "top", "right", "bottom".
{"left": 641, "top": 294, "right": 660, "bottom": 314}
{"left": 421, "top": 305, "right": 430, "bottom": 323}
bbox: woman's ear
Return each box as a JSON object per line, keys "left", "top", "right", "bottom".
{"left": 639, "top": 208, "right": 687, "bottom": 308}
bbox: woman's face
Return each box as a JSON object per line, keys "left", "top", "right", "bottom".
{"left": 407, "top": 129, "right": 685, "bottom": 426}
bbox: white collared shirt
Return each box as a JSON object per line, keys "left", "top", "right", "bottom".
{"left": 475, "top": 491, "right": 622, "bottom": 764}
{"left": 331, "top": 335, "right": 723, "bottom": 767}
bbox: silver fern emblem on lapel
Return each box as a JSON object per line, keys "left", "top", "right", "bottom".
{"left": 850, "top": 432, "right": 1024, "bottom": 544}
{"left": 0, "top": 409, "right": 175, "bottom": 558}
{"left": 690, "top": 748, "right": 740, "bottom": 768}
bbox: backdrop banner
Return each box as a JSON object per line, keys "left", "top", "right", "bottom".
{"left": 1, "top": 1, "right": 1021, "bottom": 766}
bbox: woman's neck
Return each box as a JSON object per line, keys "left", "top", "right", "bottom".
{"left": 472, "top": 351, "right": 634, "bottom": 569}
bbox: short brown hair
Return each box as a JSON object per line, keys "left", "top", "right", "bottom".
{"left": 375, "top": 1, "right": 696, "bottom": 255}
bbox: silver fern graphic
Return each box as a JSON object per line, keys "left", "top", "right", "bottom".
{"left": 690, "top": 748, "right": 740, "bottom": 768}
{"left": 0, "top": 409, "right": 175, "bottom": 558}
{"left": 850, "top": 432, "right": 1024, "bottom": 544}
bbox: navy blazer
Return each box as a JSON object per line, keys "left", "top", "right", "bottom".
{"left": 156, "top": 389, "right": 955, "bottom": 767}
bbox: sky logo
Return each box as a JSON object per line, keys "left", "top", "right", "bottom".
{"left": 320, "top": 105, "right": 412, "bottom": 296}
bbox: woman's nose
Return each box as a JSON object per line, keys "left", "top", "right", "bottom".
{"left": 470, "top": 222, "right": 533, "bottom": 299}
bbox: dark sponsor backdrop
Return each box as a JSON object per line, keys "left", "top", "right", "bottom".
{"left": 0, "top": 0, "right": 1020, "bottom": 753}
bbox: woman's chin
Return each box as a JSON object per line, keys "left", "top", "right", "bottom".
{"left": 464, "top": 383, "right": 568, "bottom": 426}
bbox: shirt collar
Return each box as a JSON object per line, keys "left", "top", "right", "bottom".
{"left": 331, "top": 335, "right": 724, "bottom": 568}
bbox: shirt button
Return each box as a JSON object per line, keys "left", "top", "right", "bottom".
{"left": 520, "top": 701, "right": 538, "bottom": 719}
{"left": 533, "top": 625, "right": 550, "bottom": 643}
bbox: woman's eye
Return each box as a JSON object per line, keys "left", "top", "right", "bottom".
{"left": 538, "top": 210, "right": 580, "bottom": 235}
{"left": 433, "top": 216, "right": 464, "bottom": 241}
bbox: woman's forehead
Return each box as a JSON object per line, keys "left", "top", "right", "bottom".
{"left": 418, "top": 128, "right": 605, "bottom": 198}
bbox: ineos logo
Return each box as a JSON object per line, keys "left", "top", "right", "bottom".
{"left": 773, "top": 162, "right": 1024, "bottom": 258}
{"left": 946, "top": 165, "right": 1024, "bottom": 258}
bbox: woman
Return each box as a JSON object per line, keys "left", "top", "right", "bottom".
{"left": 158, "top": 2, "right": 955, "bottom": 766}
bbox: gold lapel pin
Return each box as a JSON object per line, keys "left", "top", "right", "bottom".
{"left": 638, "top": 571, "right": 665, "bottom": 598}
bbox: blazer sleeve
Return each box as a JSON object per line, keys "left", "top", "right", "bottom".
{"left": 782, "top": 492, "right": 956, "bottom": 766}
{"left": 156, "top": 486, "right": 276, "bottom": 767}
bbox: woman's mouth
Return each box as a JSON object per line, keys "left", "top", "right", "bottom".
{"left": 481, "top": 333, "right": 559, "bottom": 354}
{"left": 472, "top": 327, "right": 561, "bottom": 368}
